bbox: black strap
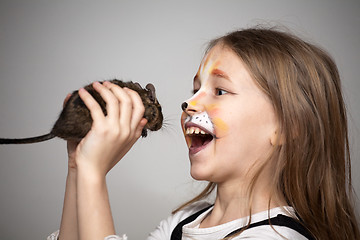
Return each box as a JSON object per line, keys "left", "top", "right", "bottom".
{"left": 170, "top": 205, "right": 315, "bottom": 240}
{"left": 170, "top": 205, "right": 213, "bottom": 240}
{"left": 225, "top": 213, "right": 315, "bottom": 239}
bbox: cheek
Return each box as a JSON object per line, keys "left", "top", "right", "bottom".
{"left": 206, "top": 107, "right": 229, "bottom": 137}
{"left": 212, "top": 117, "right": 229, "bottom": 135}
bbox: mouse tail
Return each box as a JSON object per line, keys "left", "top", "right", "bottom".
{"left": 0, "top": 133, "right": 55, "bottom": 144}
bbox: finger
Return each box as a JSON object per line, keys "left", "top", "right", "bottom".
{"left": 127, "top": 118, "right": 147, "bottom": 146}
{"left": 92, "top": 81, "right": 120, "bottom": 122}
{"left": 135, "top": 118, "right": 148, "bottom": 138}
{"left": 107, "top": 119, "right": 147, "bottom": 172}
{"left": 103, "top": 82, "right": 133, "bottom": 128}
{"left": 78, "top": 88, "right": 105, "bottom": 123}
{"left": 123, "top": 88, "right": 145, "bottom": 131}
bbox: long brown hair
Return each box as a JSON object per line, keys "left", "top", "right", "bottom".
{"left": 176, "top": 27, "right": 359, "bottom": 239}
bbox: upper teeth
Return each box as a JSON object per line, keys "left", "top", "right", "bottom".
{"left": 184, "top": 112, "right": 214, "bottom": 135}
{"left": 186, "top": 127, "right": 206, "bottom": 135}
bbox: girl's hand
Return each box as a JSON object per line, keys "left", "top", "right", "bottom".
{"left": 74, "top": 81, "right": 147, "bottom": 177}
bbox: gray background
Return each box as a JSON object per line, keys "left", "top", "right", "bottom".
{"left": 0, "top": 0, "right": 359, "bottom": 239}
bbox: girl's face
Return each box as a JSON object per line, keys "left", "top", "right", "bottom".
{"left": 181, "top": 44, "right": 278, "bottom": 184}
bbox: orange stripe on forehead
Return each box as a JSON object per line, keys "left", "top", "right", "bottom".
{"left": 207, "top": 60, "right": 221, "bottom": 74}
{"left": 202, "top": 50, "right": 213, "bottom": 73}
{"left": 201, "top": 50, "right": 221, "bottom": 74}
{"left": 194, "top": 59, "right": 222, "bottom": 86}
{"left": 195, "top": 48, "right": 222, "bottom": 83}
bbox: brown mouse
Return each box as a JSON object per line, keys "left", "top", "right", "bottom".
{"left": 0, "top": 79, "right": 163, "bottom": 144}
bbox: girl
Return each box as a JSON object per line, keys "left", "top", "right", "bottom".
{"left": 49, "top": 28, "right": 360, "bottom": 240}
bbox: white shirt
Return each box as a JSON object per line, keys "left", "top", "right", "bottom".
{"left": 147, "top": 201, "right": 308, "bottom": 240}
{"left": 48, "top": 201, "right": 309, "bottom": 240}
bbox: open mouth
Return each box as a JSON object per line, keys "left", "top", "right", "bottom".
{"left": 185, "top": 123, "right": 215, "bottom": 154}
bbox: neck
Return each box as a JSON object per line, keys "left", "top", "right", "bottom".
{"left": 200, "top": 178, "right": 285, "bottom": 228}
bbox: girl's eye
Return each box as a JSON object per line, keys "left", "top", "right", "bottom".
{"left": 216, "top": 88, "right": 228, "bottom": 96}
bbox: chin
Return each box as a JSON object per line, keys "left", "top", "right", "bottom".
{"left": 190, "top": 166, "right": 212, "bottom": 181}
{"left": 190, "top": 173, "right": 207, "bottom": 181}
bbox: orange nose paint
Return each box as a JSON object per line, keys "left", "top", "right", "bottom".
{"left": 189, "top": 92, "right": 206, "bottom": 107}
{"left": 189, "top": 100, "right": 197, "bottom": 107}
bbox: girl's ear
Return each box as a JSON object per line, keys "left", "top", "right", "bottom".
{"left": 270, "top": 130, "right": 285, "bottom": 146}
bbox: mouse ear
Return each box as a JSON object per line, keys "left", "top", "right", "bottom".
{"left": 145, "top": 83, "right": 156, "bottom": 102}
{"left": 134, "top": 82, "right": 142, "bottom": 90}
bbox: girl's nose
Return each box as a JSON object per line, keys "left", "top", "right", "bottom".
{"left": 181, "top": 102, "right": 188, "bottom": 111}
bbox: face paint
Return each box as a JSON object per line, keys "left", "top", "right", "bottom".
{"left": 197, "top": 50, "right": 221, "bottom": 80}
{"left": 194, "top": 50, "right": 221, "bottom": 93}
{"left": 183, "top": 112, "right": 215, "bottom": 135}
{"left": 182, "top": 44, "right": 279, "bottom": 184}
{"left": 182, "top": 111, "right": 215, "bottom": 154}
{"left": 182, "top": 48, "right": 230, "bottom": 150}
{"left": 189, "top": 92, "right": 206, "bottom": 107}
{"left": 205, "top": 103, "right": 220, "bottom": 116}
{"left": 204, "top": 104, "right": 228, "bottom": 136}
{"left": 211, "top": 117, "right": 229, "bottom": 133}
{"left": 183, "top": 110, "right": 228, "bottom": 138}
{"left": 181, "top": 112, "right": 192, "bottom": 148}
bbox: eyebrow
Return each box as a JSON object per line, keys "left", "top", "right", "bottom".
{"left": 211, "top": 68, "right": 231, "bottom": 81}
{"left": 193, "top": 67, "right": 232, "bottom": 86}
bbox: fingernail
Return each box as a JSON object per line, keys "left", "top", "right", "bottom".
{"left": 103, "top": 81, "right": 111, "bottom": 87}
{"left": 93, "top": 81, "right": 102, "bottom": 87}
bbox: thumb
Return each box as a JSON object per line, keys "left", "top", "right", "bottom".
{"left": 135, "top": 118, "right": 148, "bottom": 138}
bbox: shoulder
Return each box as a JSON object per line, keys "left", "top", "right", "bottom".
{"left": 147, "top": 201, "right": 212, "bottom": 240}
